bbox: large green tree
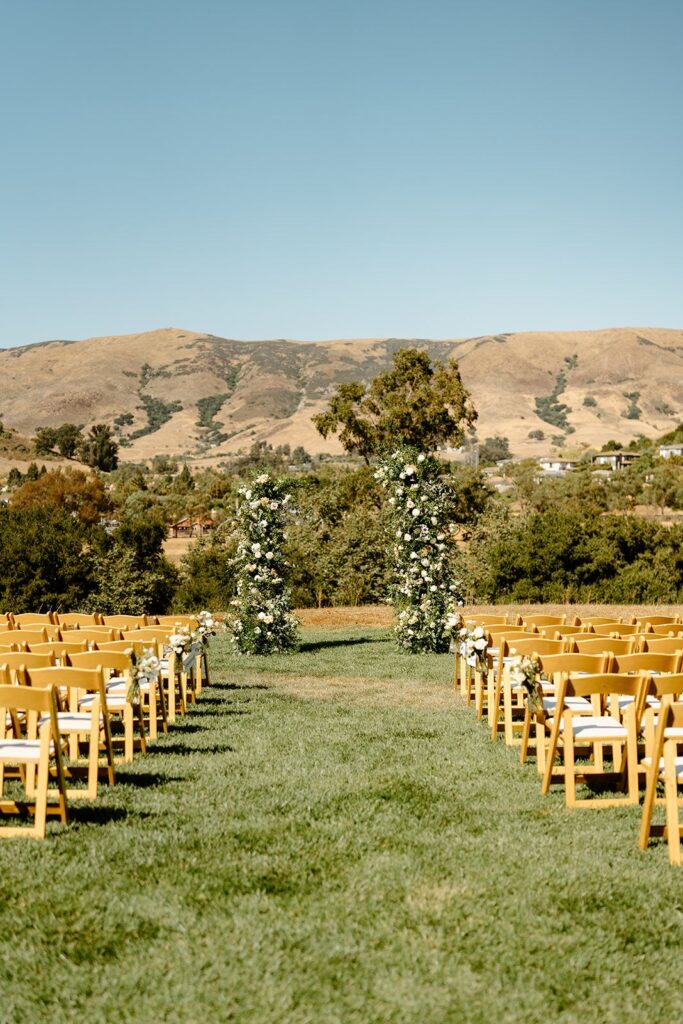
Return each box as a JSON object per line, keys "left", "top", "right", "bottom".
{"left": 312, "top": 348, "right": 477, "bottom": 461}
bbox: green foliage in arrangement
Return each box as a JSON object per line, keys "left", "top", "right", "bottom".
{"left": 312, "top": 348, "right": 477, "bottom": 462}
{"left": 376, "top": 446, "right": 462, "bottom": 653}
{"left": 228, "top": 473, "right": 299, "bottom": 654}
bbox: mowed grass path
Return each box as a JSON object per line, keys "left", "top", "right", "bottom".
{"left": 0, "top": 628, "right": 681, "bottom": 1023}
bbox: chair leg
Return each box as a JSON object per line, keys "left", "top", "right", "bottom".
{"left": 639, "top": 755, "right": 659, "bottom": 851}
{"left": 664, "top": 740, "right": 682, "bottom": 865}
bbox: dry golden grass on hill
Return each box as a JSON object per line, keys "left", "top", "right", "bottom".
{"left": 0, "top": 326, "right": 680, "bottom": 465}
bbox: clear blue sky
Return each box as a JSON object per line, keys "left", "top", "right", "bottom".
{"left": 1, "top": 0, "right": 681, "bottom": 347}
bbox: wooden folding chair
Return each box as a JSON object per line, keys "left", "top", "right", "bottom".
{"left": 12, "top": 612, "right": 56, "bottom": 626}
{"left": 522, "top": 614, "right": 568, "bottom": 629}
{"left": 1, "top": 629, "right": 49, "bottom": 646}
{"left": 639, "top": 700, "right": 683, "bottom": 864}
{"left": 0, "top": 683, "right": 68, "bottom": 838}
{"left": 538, "top": 624, "right": 587, "bottom": 639}
{"left": 29, "top": 641, "right": 89, "bottom": 661}
{"left": 520, "top": 652, "right": 611, "bottom": 771}
{"left": 19, "top": 666, "right": 115, "bottom": 800}
{"left": 68, "top": 650, "right": 148, "bottom": 760}
{"left": 642, "top": 636, "right": 683, "bottom": 657}
{"left": 60, "top": 628, "right": 119, "bottom": 645}
{"left": 541, "top": 673, "right": 647, "bottom": 808}
{"left": 636, "top": 615, "right": 680, "bottom": 630}
{"left": 592, "top": 622, "right": 645, "bottom": 637}
{"left": 101, "top": 615, "right": 146, "bottom": 630}
{"left": 93, "top": 641, "right": 168, "bottom": 735}
{"left": 55, "top": 612, "right": 103, "bottom": 627}
{"left": 491, "top": 636, "right": 568, "bottom": 742}
{"left": 650, "top": 623, "right": 683, "bottom": 638}
{"left": 572, "top": 636, "right": 638, "bottom": 656}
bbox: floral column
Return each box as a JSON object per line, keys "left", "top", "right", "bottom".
{"left": 375, "top": 447, "right": 463, "bottom": 653}
{"left": 229, "top": 473, "right": 299, "bottom": 655}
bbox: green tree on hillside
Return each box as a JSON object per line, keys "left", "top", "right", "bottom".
{"left": 312, "top": 348, "right": 477, "bottom": 462}
{"left": 80, "top": 424, "right": 119, "bottom": 472}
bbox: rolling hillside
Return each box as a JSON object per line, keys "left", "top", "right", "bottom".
{"left": 0, "top": 327, "right": 681, "bottom": 463}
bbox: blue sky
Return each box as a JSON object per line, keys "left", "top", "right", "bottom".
{"left": 1, "top": 0, "right": 681, "bottom": 346}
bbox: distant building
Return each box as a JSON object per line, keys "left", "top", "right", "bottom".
{"left": 659, "top": 443, "right": 683, "bottom": 459}
{"left": 538, "top": 457, "right": 579, "bottom": 475}
{"left": 169, "top": 515, "right": 215, "bottom": 539}
{"left": 592, "top": 451, "right": 640, "bottom": 471}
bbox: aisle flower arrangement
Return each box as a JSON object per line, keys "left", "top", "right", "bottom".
{"left": 509, "top": 654, "right": 543, "bottom": 712}
{"left": 229, "top": 473, "right": 300, "bottom": 655}
{"left": 127, "top": 647, "right": 161, "bottom": 703}
{"left": 375, "top": 447, "right": 463, "bottom": 653}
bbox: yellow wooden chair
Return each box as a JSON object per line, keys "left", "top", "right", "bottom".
{"left": 60, "top": 628, "right": 120, "bottom": 646}
{"left": 68, "top": 650, "right": 147, "bottom": 761}
{"left": 29, "top": 640, "right": 89, "bottom": 661}
{"left": 93, "top": 641, "right": 168, "bottom": 736}
{"left": 519, "top": 652, "right": 611, "bottom": 771}
{"left": 0, "top": 682, "right": 69, "bottom": 839}
{"left": 19, "top": 666, "right": 115, "bottom": 800}
{"left": 649, "top": 623, "right": 683, "bottom": 638}
{"left": 579, "top": 616, "right": 625, "bottom": 627}
{"left": 541, "top": 673, "right": 646, "bottom": 808}
{"left": 0, "top": 652, "right": 56, "bottom": 673}
{"left": 636, "top": 615, "right": 680, "bottom": 629}
{"left": 592, "top": 622, "right": 645, "bottom": 637}
{"left": 55, "top": 612, "right": 103, "bottom": 627}
{"left": 101, "top": 615, "right": 146, "bottom": 630}
{"left": 642, "top": 636, "right": 683, "bottom": 657}
{"left": 639, "top": 699, "right": 683, "bottom": 864}
{"left": 572, "top": 635, "right": 637, "bottom": 656}
{"left": 492, "top": 636, "right": 570, "bottom": 744}
{"left": 522, "top": 614, "right": 568, "bottom": 629}
{"left": 12, "top": 612, "right": 56, "bottom": 626}
{"left": 1, "top": 629, "right": 49, "bottom": 646}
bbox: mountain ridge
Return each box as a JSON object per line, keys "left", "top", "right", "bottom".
{"left": 0, "top": 326, "right": 681, "bottom": 463}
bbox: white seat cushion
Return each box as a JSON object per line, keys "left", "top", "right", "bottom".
{"left": 547, "top": 715, "right": 628, "bottom": 740}
{"left": 0, "top": 739, "right": 54, "bottom": 761}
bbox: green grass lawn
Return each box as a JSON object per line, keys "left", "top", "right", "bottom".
{"left": 0, "top": 628, "right": 681, "bottom": 1023}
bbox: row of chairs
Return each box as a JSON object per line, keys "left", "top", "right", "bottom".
{"left": 455, "top": 609, "right": 683, "bottom": 864}
{"left": 0, "top": 615, "right": 209, "bottom": 839}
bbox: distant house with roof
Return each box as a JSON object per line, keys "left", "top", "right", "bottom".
{"left": 659, "top": 443, "right": 683, "bottom": 460}
{"left": 538, "top": 456, "right": 579, "bottom": 476}
{"left": 592, "top": 451, "right": 640, "bottom": 471}
{"left": 169, "top": 515, "right": 215, "bottom": 539}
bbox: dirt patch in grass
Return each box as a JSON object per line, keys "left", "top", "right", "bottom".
{"left": 294, "top": 602, "right": 681, "bottom": 630}
{"left": 223, "top": 668, "right": 457, "bottom": 709}
{"left": 295, "top": 605, "right": 393, "bottom": 628}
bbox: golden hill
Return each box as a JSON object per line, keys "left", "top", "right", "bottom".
{"left": 0, "top": 327, "right": 681, "bottom": 463}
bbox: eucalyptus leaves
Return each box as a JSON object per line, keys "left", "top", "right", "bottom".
{"left": 375, "top": 447, "right": 463, "bottom": 653}
{"left": 229, "top": 474, "right": 299, "bottom": 655}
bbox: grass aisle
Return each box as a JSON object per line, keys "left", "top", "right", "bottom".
{"left": 0, "top": 628, "right": 681, "bottom": 1023}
